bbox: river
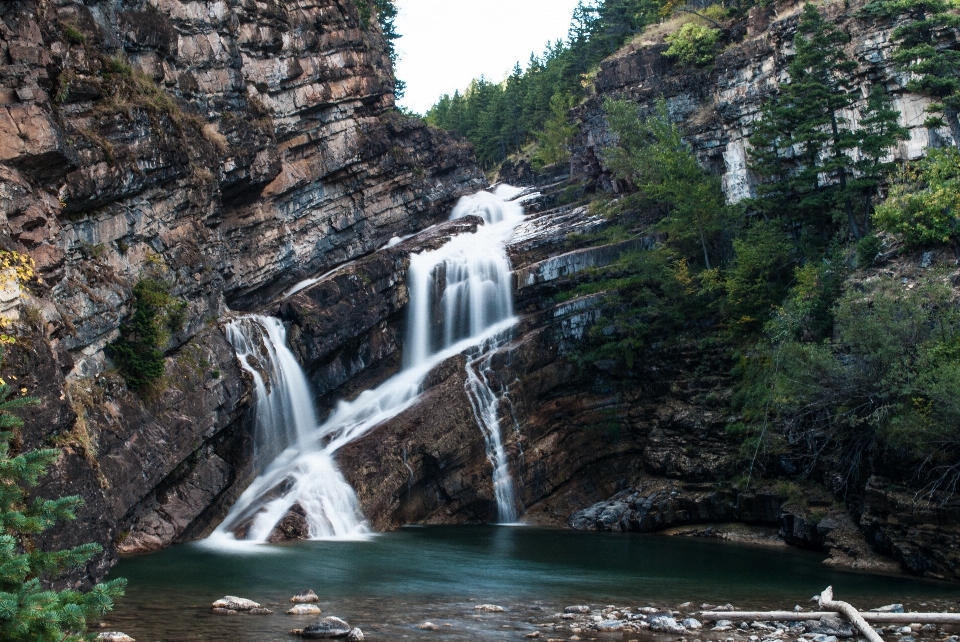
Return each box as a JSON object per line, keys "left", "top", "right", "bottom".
{"left": 103, "top": 525, "right": 960, "bottom": 641}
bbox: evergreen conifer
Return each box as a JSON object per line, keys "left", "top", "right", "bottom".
{"left": 0, "top": 361, "right": 125, "bottom": 641}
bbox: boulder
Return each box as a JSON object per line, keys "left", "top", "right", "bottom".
{"left": 291, "top": 589, "right": 320, "bottom": 604}
{"left": 683, "top": 618, "right": 703, "bottom": 630}
{"left": 302, "top": 616, "right": 352, "bottom": 639}
{"left": 347, "top": 629, "right": 364, "bottom": 642}
{"left": 268, "top": 504, "right": 311, "bottom": 543}
{"left": 649, "top": 616, "right": 686, "bottom": 634}
{"left": 288, "top": 605, "right": 323, "bottom": 615}
{"left": 212, "top": 596, "right": 260, "bottom": 611}
{"left": 594, "top": 620, "right": 624, "bottom": 632}
{"left": 807, "top": 615, "right": 854, "bottom": 638}
{"left": 474, "top": 604, "right": 504, "bottom": 612}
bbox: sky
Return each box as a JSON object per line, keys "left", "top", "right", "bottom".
{"left": 394, "top": 0, "right": 584, "bottom": 115}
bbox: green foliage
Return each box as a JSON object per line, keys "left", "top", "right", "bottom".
{"left": 860, "top": 0, "right": 960, "bottom": 133}
{"left": 748, "top": 3, "right": 863, "bottom": 241}
{"left": 425, "top": 0, "right": 665, "bottom": 168}
{"left": 711, "top": 220, "right": 795, "bottom": 332}
{"left": 532, "top": 93, "right": 578, "bottom": 169}
{"left": 0, "top": 359, "right": 125, "bottom": 641}
{"left": 873, "top": 147, "right": 960, "bottom": 246}
{"left": 603, "top": 98, "right": 728, "bottom": 269}
{"left": 739, "top": 273, "right": 960, "bottom": 493}
{"left": 856, "top": 233, "right": 882, "bottom": 267}
{"left": 664, "top": 23, "right": 721, "bottom": 66}
{"left": 108, "top": 278, "right": 188, "bottom": 391}
{"left": 61, "top": 24, "right": 85, "bottom": 45}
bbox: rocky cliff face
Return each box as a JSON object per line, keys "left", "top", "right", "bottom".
{"left": 572, "top": 0, "right": 957, "bottom": 201}
{"left": 0, "top": 0, "right": 482, "bottom": 582}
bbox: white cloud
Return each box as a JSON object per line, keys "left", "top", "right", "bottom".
{"left": 394, "top": 0, "right": 583, "bottom": 114}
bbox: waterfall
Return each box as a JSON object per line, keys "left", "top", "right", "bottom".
{"left": 224, "top": 317, "right": 316, "bottom": 466}
{"left": 207, "top": 186, "right": 526, "bottom": 546}
{"left": 464, "top": 334, "right": 519, "bottom": 523}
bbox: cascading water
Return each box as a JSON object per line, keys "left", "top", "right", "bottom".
{"left": 464, "top": 334, "right": 519, "bottom": 523}
{"left": 225, "top": 317, "right": 316, "bottom": 466}
{"left": 207, "top": 186, "right": 527, "bottom": 546}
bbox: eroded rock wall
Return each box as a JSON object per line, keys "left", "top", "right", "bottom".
{"left": 572, "top": 0, "right": 957, "bottom": 201}
{"left": 0, "top": 0, "right": 483, "bottom": 581}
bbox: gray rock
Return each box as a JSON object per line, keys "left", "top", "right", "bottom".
{"left": 212, "top": 608, "right": 237, "bottom": 615}
{"left": 474, "top": 604, "right": 504, "bottom": 612}
{"left": 811, "top": 635, "right": 839, "bottom": 642}
{"left": 346, "top": 629, "right": 364, "bottom": 642}
{"left": 291, "top": 590, "right": 320, "bottom": 604}
{"left": 808, "top": 615, "right": 854, "bottom": 638}
{"left": 684, "top": 618, "right": 704, "bottom": 630}
{"left": 870, "top": 604, "right": 905, "bottom": 613}
{"left": 594, "top": 619, "right": 624, "bottom": 632}
{"left": 212, "top": 596, "right": 260, "bottom": 611}
{"left": 97, "top": 633, "right": 135, "bottom": 642}
{"left": 417, "top": 622, "right": 439, "bottom": 631}
{"left": 902, "top": 637, "right": 916, "bottom": 642}
{"left": 565, "top": 605, "right": 591, "bottom": 614}
{"left": 288, "top": 605, "right": 322, "bottom": 615}
{"left": 650, "top": 616, "right": 686, "bottom": 634}
{"left": 302, "top": 617, "right": 352, "bottom": 639}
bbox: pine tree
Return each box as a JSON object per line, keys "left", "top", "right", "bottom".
{"left": 749, "top": 3, "right": 862, "bottom": 241}
{"left": 861, "top": 0, "right": 960, "bottom": 143}
{"left": 0, "top": 360, "right": 125, "bottom": 642}
{"left": 852, "top": 85, "right": 910, "bottom": 230}
{"left": 604, "top": 98, "right": 727, "bottom": 269}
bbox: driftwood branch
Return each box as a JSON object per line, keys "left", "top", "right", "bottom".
{"left": 700, "top": 611, "right": 960, "bottom": 624}
{"left": 818, "top": 586, "right": 884, "bottom": 642}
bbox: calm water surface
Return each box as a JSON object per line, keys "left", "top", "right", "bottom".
{"left": 104, "top": 526, "right": 960, "bottom": 642}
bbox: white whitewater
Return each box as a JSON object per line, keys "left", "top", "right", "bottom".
{"left": 207, "top": 186, "right": 526, "bottom": 546}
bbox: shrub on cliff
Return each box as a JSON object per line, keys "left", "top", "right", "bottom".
{"left": 0, "top": 362, "right": 125, "bottom": 641}
{"left": 108, "top": 277, "right": 187, "bottom": 391}
{"left": 737, "top": 273, "right": 960, "bottom": 495}
{"left": 873, "top": 147, "right": 960, "bottom": 246}
{"left": 664, "top": 23, "right": 721, "bottom": 66}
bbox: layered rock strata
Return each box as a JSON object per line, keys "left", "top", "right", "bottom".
{"left": 0, "top": 0, "right": 482, "bottom": 579}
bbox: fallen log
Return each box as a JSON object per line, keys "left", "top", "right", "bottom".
{"left": 819, "top": 586, "right": 883, "bottom": 642}
{"left": 699, "top": 611, "right": 960, "bottom": 624}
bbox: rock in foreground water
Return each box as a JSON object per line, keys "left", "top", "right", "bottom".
{"left": 565, "top": 605, "right": 591, "bottom": 614}
{"left": 97, "top": 633, "right": 135, "bottom": 642}
{"left": 474, "top": 604, "right": 505, "bottom": 612}
{"left": 302, "top": 616, "right": 351, "bottom": 639}
{"left": 291, "top": 590, "right": 320, "bottom": 603}
{"left": 347, "top": 629, "right": 364, "bottom": 642}
{"left": 212, "top": 596, "right": 261, "bottom": 611}
{"left": 288, "top": 605, "right": 323, "bottom": 615}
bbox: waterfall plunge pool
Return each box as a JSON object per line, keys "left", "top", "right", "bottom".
{"left": 105, "top": 526, "right": 960, "bottom": 641}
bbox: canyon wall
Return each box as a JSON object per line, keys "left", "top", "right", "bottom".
{"left": 571, "top": 0, "right": 957, "bottom": 201}
{"left": 0, "top": 0, "right": 482, "bottom": 584}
